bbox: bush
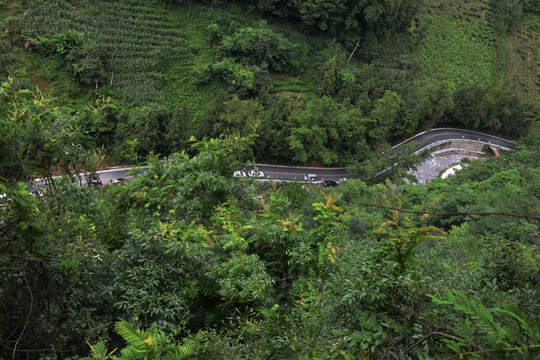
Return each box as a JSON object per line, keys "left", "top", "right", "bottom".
{"left": 208, "top": 58, "right": 267, "bottom": 98}
{"left": 491, "top": 0, "right": 523, "bottom": 33}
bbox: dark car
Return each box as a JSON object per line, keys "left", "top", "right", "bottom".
{"left": 87, "top": 181, "right": 104, "bottom": 188}
{"left": 323, "top": 180, "right": 338, "bottom": 187}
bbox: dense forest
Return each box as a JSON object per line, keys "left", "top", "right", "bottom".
{"left": 1, "top": 0, "right": 540, "bottom": 358}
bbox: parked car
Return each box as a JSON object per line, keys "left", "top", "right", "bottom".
{"left": 87, "top": 181, "right": 104, "bottom": 188}
{"left": 110, "top": 178, "right": 127, "bottom": 184}
{"left": 0, "top": 193, "right": 7, "bottom": 209}
{"left": 28, "top": 185, "right": 46, "bottom": 197}
{"left": 323, "top": 180, "right": 338, "bottom": 187}
{"left": 248, "top": 169, "right": 264, "bottom": 178}
{"left": 304, "top": 174, "right": 316, "bottom": 181}
{"left": 233, "top": 171, "right": 247, "bottom": 178}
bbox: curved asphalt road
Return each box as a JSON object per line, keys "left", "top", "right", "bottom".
{"left": 254, "top": 128, "right": 517, "bottom": 181}
{"left": 394, "top": 128, "right": 517, "bottom": 153}
{"left": 94, "top": 128, "right": 517, "bottom": 183}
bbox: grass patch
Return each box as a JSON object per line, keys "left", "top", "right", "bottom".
{"left": 522, "top": 13, "right": 540, "bottom": 32}
{"left": 414, "top": 16, "right": 497, "bottom": 89}
{"left": 504, "top": 20, "right": 540, "bottom": 103}
{"left": 269, "top": 73, "right": 311, "bottom": 94}
{"left": 159, "top": 3, "right": 220, "bottom": 117}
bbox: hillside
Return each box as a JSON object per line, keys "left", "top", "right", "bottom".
{"left": 1, "top": 0, "right": 539, "bottom": 167}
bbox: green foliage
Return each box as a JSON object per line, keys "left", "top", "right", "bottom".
{"left": 2, "top": 144, "right": 540, "bottom": 359}
{"left": 86, "top": 341, "right": 118, "bottom": 359}
{"left": 2, "top": 1, "right": 540, "bottom": 359}
{"left": 368, "top": 90, "right": 404, "bottom": 142}
{"left": 204, "top": 20, "right": 307, "bottom": 98}
{"left": 491, "top": 0, "right": 524, "bottom": 33}
{"left": 414, "top": 15, "right": 495, "bottom": 93}
{"left": 0, "top": 52, "right": 19, "bottom": 78}
{"left": 310, "top": 192, "right": 344, "bottom": 269}
{"left": 315, "top": 55, "right": 338, "bottom": 96}
{"left": 207, "top": 58, "right": 265, "bottom": 98}
{"left": 111, "top": 226, "right": 198, "bottom": 332}
{"left": 255, "top": 0, "right": 420, "bottom": 36}
{"left": 0, "top": 76, "right": 96, "bottom": 183}
{"left": 349, "top": 141, "right": 424, "bottom": 185}
{"left": 216, "top": 20, "right": 305, "bottom": 73}
{"left": 216, "top": 253, "right": 274, "bottom": 304}
{"left": 84, "top": 319, "right": 195, "bottom": 360}
{"left": 372, "top": 182, "right": 445, "bottom": 273}
{"left": 523, "top": 0, "right": 540, "bottom": 14}
{"left": 21, "top": 0, "right": 186, "bottom": 103}
{"left": 429, "top": 290, "right": 539, "bottom": 358}
{"left": 52, "top": 29, "right": 84, "bottom": 55}
{"left": 203, "top": 95, "right": 260, "bottom": 138}
{"left": 284, "top": 96, "right": 369, "bottom": 165}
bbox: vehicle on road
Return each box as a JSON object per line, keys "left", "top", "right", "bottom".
{"left": 28, "top": 183, "right": 46, "bottom": 197}
{"left": 0, "top": 193, "right": 7, "bottom": 210}
{"left": 323, "top": 180, "right": 338, "bottom": 187}
{"left": 248, "top": 169, "right": 264, "bottom": 178}
{"left": 87, "top": 181, "right": 104, "bottom": 188}
{"left": 233, "top": 171, "right": 247, "bottom": 177}
{"left": 110, "top": 178, "right": 127, "bottom": 184}
{"left": 304, "top": 174, "right": 316, "bottom": 181}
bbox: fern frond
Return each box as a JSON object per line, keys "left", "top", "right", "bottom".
{"left": 87, "top": 341, "right": 117, "bottom": 359}
{"left": 113, "top": 345, "right": 143, "bottom": 360}
{"left": 162, "top": 339, "right": 197, "bottom": 360}
{"left": 403, "top": 216, "right": 412, "bottom": 228}
{"left": 392, "top": 209, "right": 399, "bottom": 223}
{"left": 380, "top": 220, "right": 397, "bottom": 228}
{"left": 418, "top": 226, "right": 445, "bottom": 234}
{"left": 114, "top": 319, "right": 146, "bottom": 346}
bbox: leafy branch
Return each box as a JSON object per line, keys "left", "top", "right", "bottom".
{"left": 360, "top": 203, "right": 540, "bottom": 221}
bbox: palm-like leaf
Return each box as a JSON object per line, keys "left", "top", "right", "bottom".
{"left": 114, "top": 319, "right": 146, "bottom": 346}
{"left": 110, "top": 319, "right": 197, "bottom": 360}
{"left": 162, "top": 339, "right": 197, "bottom": 360}
{"left": 87, "top": 341, "right": 117, "bottom": 360}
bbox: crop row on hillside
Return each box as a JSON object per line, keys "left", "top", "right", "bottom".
{"left": 20, "top": 0, "right": 188, "bottom": 103}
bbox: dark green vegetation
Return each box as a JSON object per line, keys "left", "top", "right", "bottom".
{"left": 1, "top": 0, "right": 540, "bottom": 359}
{"left": 1, "top": 0, "right": 539, "bottom": 167}
{"left": 1, "top": 133, "right": 539, "bottom": 359}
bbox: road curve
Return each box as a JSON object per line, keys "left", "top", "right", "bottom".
{"left": 395, "top": 128, "right": 517, "bottom": 153}
{"left": 94, "top": 128, "right": 517, "bottom": 183}
{"left": 255, "top": 128, "right": 517, "bottom": 181}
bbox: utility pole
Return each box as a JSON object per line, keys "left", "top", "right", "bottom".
{"left": 347, "top": 41, "right": 360, "bottom": 63}
{"left": 296, "top": 89, "right": 304, "bottom": 102}
{"left": 109, "top": 54, "right": 114, "bottom": 87}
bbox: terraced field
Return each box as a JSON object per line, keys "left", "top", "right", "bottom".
{"left": 21, "top": 0, "right": 187, "bottom": 103}
{"left": 414, "top": 0, "right": 540, "bottom": 103}
{"left": 504, "top": 18, "right": 540, "bottom": 103}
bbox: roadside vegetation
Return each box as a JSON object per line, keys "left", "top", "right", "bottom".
{"left": 1, "top": 0, "right": 539, "bottom": 358}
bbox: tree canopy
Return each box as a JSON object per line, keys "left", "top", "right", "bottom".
{"left": 1, "top": 0, "right": 540, "bottom": 358}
